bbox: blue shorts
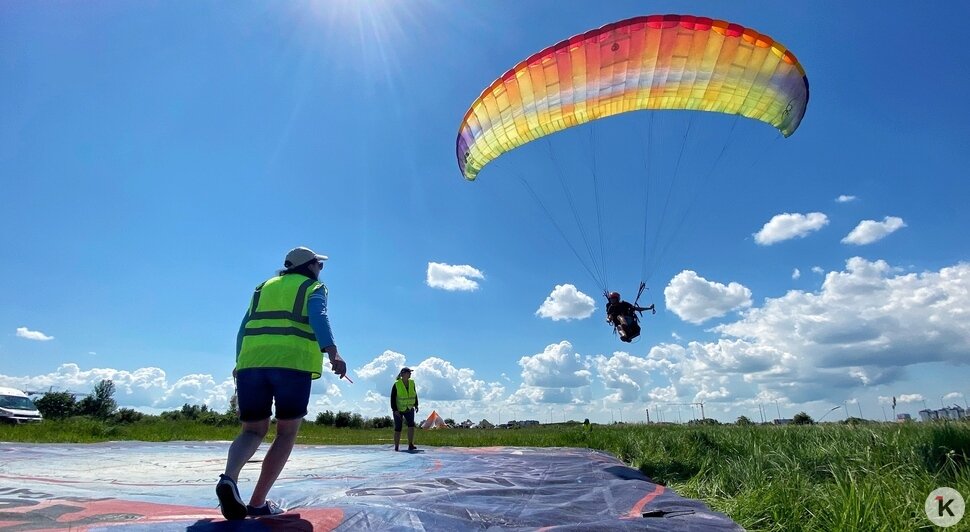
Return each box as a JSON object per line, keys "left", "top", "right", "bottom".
{"left": 236, "top": 368, "right": 312, "bottom": 422}
{"left": 394, "top": 409, "right": 416, "bottom": 431}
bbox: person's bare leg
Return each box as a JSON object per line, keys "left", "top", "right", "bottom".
{"left": 393, "top": 430, "right": 401, "bottom": 450}
{"left": 249, "top": 418, "right": 302, "bottom": 507}
{"left": 224, "top": 419, "right": 269, "bottom": 481}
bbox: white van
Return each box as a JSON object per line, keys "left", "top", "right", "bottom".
{"left": 0, "top": 386, "right": 43, "bottom": 424}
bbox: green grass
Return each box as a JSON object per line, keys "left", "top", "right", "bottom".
{"left": 3, "top": 420, "right": 969, "bottom": 531}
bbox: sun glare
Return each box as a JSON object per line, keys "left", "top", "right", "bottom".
{"left": 298, "top": 0, "right": 433, "bottom": 87}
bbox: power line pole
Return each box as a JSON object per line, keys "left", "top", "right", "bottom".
{"left": 666, "top": 402, "right": 706, "bottom": 422}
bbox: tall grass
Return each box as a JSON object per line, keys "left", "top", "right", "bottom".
{"left": 3, "top": 420, "right": 968, "bottom": 530}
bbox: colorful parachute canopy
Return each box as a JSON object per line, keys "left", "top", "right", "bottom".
{"left": 457, "top": 14, "right": 809, "bottom": 181}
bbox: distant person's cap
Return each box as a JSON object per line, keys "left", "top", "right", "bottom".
{"left": 400, "top": 367, "right": 412, "bottom": 374}
{"left": 284, "top": 247, "right": 328, "bottom": 269}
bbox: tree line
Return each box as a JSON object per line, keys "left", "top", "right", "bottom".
{"left": 31, "top": 379, "right": 395, "bottom": 428}
{"left": 34, "top": 380, "right": 847, "bottom": 428}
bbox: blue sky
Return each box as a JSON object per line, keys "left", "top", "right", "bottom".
{"left": 2, "top": 1, "right": 968, "bottom": 424}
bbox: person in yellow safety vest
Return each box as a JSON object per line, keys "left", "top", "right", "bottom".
{"left": 216, "top": 246, "right": 348, "bottom": 521}
{"left": 390, "top": 367, "right": 419, "bottom": 452}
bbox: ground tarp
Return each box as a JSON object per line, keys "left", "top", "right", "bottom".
{"left": 0, "top": 442, "right": 741, "bottom": 531}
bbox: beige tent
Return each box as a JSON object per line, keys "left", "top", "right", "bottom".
{"left": 420, "top": 410, "right": 448, "bottom": 429}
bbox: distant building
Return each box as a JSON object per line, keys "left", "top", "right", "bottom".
{"left": 941, "top": 406, "right": 966, "bottom": 420}
{"left": 919, "top": 406, "right": 966, "bottom": 422}
{"left": 772, "top": 419, "right": 793, "bottom": 425}
{"left": 476, "top": 419, "right": 494, "bottom": 429}
{"left": 504, "top": 419, "right": 540, "bottom": 428}
{"left": 896, "top": 413, "right": 912, "bottom": 422}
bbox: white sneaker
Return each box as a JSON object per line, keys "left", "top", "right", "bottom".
{"left": 247, "top": 499, "right": 286, "bottom": 517}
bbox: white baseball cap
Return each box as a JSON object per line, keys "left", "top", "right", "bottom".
{"left": 283, "top": 247, "right": 328, "bottom": 269}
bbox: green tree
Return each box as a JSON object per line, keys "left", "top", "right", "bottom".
{"left": 368, "top": 416, "right": 393, "bottom": 429}
{"left": 112, "top": 408, "right": 145, "bottom": 423}
{"left": 334, "top": 411, "right": 352, "bottom": 428}
{"left": 315, "top": 410, "right": 335, "bottom": 426}
{"left": 226, "top": 394, "right": 238, "bottom": 419}
{"left": 180, "top": 403, "right": 205, "bottom": 420}
{"left": 736, "top": 415, "right": 752, "bottom": 426}
{"left": 793, "top": 412, "right": 814, "bottom": 425}
{"left": 34, "top": 391, "right": 77, "bottom": 419}
{"left": 840, "top": 417, "right": 872, "bottom": 426}
{"left": 77, "top": 380, "right": 117, "bottom": 420}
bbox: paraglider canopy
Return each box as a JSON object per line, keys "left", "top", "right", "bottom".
{"left": 455, "top": 13, "right": 809, "bottom": 308}
{"left": 456, "top": 14, "right": 809, "bottom": 181}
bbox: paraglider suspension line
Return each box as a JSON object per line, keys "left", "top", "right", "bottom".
{"left": 516, "top": 173, "right": 606, "bottom": 291}
{"left": 544, "top": 138, "right": 607, "bottom": 288}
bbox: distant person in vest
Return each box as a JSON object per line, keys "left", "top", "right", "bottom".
{"left": 390, "top": 367, "right": 419, "bottom": 451}
{"left": 216, "top": 246, "right": 348, "bottom": 520}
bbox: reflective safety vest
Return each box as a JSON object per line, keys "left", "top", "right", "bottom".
{"left": 394, "top": 379, "right": 417, "bottom": 412}
{"left": 237, "top": 273, "right": 325, "bottom": 379}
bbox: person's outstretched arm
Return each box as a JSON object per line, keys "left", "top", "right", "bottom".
{"left": 308, "top": 285, "right": 345, "bottom": 376}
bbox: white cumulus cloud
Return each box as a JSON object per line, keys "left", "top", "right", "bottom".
{"left": 897, "top": 394, "right": 924, "bottom": 404}
{"left": 507, "top": 385, "right": 588, "bottom": 405}
{"left": 593, "top": 351, "right": 659, "bottom": 402}
{"left": 535, "top": 284, "right": 595, "bottom": 321}
{"left": 519, "top": 341, "right": 591, "bottom": 388}
{"left": 836, "top": 195, "right": 857, "bottom": 203}
{"left": 16, "top": 327, "right": 54, "bottom": 341}
{"left": 426, "top": 262, "right": 484, "bottom": 291}
{"left": 357, "top": 351, "right": 504, "bottom": 404}
{"left": 754, "top": 212, "right": 829, "bottom": 245}
{"left": 664, "top": 271, "right": 752, "bottom": 324}
{"left": 0, "top": 363, "right": 235, "bottom": 412}
{"left": 356, "top": 350, "right": 407, "bottom": 390}
{"left": 792, "top": 268, "right": 801, "bottom": 280}
{"left": 413, "top": 356, "right": 504, "bottom": 401}
{"left": 715, "top": 258, "right": 970, "bottom": 370}
{"left": 841, "top": 216, "right": 906, "bottom": 245}
{"left": 613, "top": 258, "right": 970, "bottom": 407}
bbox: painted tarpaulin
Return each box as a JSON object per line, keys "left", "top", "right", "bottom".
{"left": 0, "top": 442, "right": 742, "bottom": 531}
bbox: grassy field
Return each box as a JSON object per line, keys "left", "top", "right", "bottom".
{"left": 3, "top": 419, "right": 969, "bottom": 531}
